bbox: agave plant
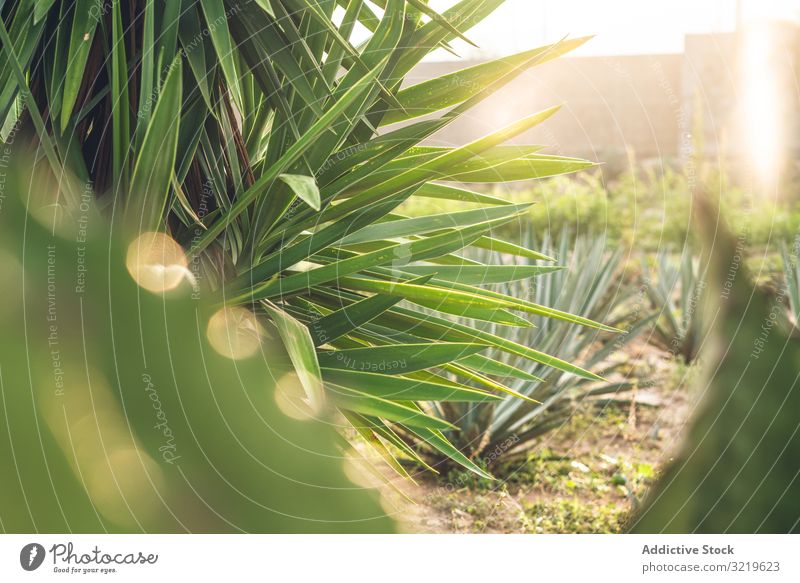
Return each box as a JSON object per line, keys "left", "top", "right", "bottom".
{"left": 1, "top": 0, "right": 609, "bottom": 481}
{"left": 423, "top": 233, "right": 646, "bottom": 464}
{"left": 780, "top": 242, "right": 800, "bottom": 326}
{"left": 643, "top": 250, "right": 706, "bottom": 363}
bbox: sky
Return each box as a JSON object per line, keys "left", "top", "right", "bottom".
{"left": 425, "top": 0, "right": 800, "bottom": 59}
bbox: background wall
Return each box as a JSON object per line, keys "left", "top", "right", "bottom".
{"left": 400, "top": 23, "right": 800, "bottom": 178}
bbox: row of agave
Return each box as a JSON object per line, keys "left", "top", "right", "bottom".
{"left": 419, "top": 229, "right": 800, "bottom": 477}
{"left": 409, "top": 231, "right": 669, "bottom": 474}
{"left": 428, "top": 233, "right": 641, "bottom": 465}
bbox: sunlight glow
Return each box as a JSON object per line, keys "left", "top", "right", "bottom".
{"left": 39, "top": 374, "right": 165, "bottom": 528}
{"left": 739, "top": 22, "right": 783, "bottom": 188}
{"left": 126, "top": 232, "right": 193, "bottom": 293}
{"left": 274, "top": 372, "right": 316, "bottom": 421}
{"left": 206, "top": 306, "right": 263, "bottom": 360}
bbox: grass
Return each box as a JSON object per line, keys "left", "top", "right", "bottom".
{"left": 399, "top": 165, "right": 800, "bottom": 251}
{"left": 524, "top": 499, "right": 626, "bottom": 534}
{"left": 404, "top": 390, "right": 682, "bottom": 533}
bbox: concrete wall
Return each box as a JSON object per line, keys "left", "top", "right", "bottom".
{"left": 404, "top": 53, "right": 684, "bottom": 168}
{"left": 400, "top": 24, "right": 800, "bottom": 177}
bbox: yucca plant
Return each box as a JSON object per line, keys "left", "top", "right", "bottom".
{"left": 424, "top": 233, "right": 646, "bottom": 465}
{"left": 643, "top": 250, "right": 706, "bottom": 363}
{"left": 1, "top": 0, "right": 609, "bottom": 481}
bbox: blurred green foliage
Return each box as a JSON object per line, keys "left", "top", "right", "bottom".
{"left": 0, "top": 167, "right": 394, "bottom": 533}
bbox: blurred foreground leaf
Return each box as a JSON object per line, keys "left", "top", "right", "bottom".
{"left": 630, "top": 198, "right": 800, "bottom": 533}
{"left": 0, "top": 167, "right": 394, "bottom": 533}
